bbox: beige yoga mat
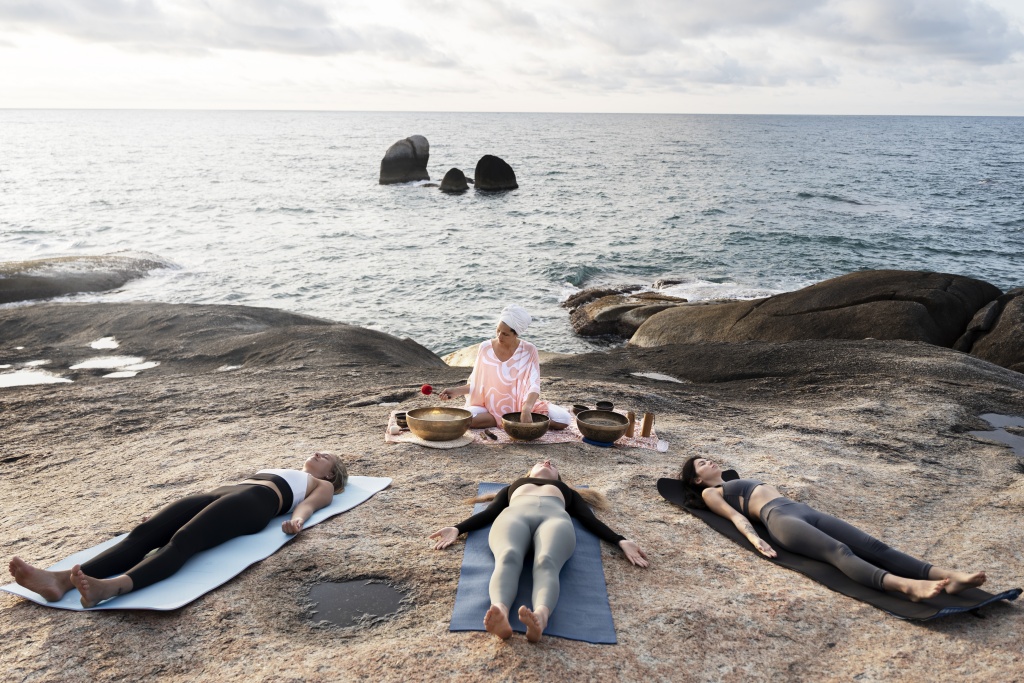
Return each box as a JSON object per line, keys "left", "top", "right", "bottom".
{"left": 383, "top": 411, "right": 665, "bottom": 450}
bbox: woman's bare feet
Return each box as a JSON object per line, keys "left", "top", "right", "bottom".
{"left": 69, "top": 564, "right": 132, "bottom": 608}
{"left": 8, "top": 557, "right": 73, "bottom": 602}
{"left": 483, "top": 604, "right": 513, "bottom": 639}
{"left": 902, "top": 577, "right": 949, "bottom": 602}
{"left": 518, "top": 605, "right": 550, "bottom": 643}
{"left": 945, "top": 571, "right": 987, "bottom": 595}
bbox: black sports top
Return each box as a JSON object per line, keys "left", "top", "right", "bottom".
{"left": 716, "top": 478, "right": 765, "bottom": 519}
{"left": 453, "top": 478, "right": 626, "bottom": 545}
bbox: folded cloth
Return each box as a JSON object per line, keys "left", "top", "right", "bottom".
{"left": 2, "top": 476, "right": 392, "bottom": 611}
{"left": 449, "top": 482, "right": 617, "bottom": 643}
{"left": 657, "top": 478, "right": 1022, "bottom": 620}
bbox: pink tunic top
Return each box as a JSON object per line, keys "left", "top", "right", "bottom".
{"left": 466, "top": 340, "right": 549, "bottom": 421}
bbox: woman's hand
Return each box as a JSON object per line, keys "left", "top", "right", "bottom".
{"left": 430, "top": 526, "right": 460, "bottom": 549}
{"left": 753, "top": 538, "right": 777, "bottom": 558}
{"left": 618, "top": 539, "right": 649, "bottom": 567}
{"left": 282, "top": 518, "right": 305, "bottom": 535}
{"left": 439, "top": 388, "right": 452, "bottom": 401}
{"left": 520, "top": 408, "right": 533, "bottom": 423}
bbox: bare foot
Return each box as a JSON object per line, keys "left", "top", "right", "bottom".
{"left": 69, "top": 564, "right": 131, "bottom": 608}
{"left": 518, "top": 605, "right": 549, "bottom": 643}
{"left": 9, "top": 557, "right": 72, "bottom": 602}
{"left": 483, "top": 604, "right": 513, "bottom": 639}
{"left": 946, "top": 571, "right": 986, "bottom": 595}
{"left": 905, "top": 578, "right": 949, "bottom": 602}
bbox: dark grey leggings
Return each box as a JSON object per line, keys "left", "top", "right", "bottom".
{"left": 760, "top": 499, "right": 932, "bottom": 590}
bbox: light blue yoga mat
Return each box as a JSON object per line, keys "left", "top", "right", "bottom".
{"left": 449, "top": 482, "right": 617, "bottom": 644}
{"left": 2, "top": 476, "right": 391, "bottom": 611}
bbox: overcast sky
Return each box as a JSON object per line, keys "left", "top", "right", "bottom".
{"left": 1, "top": 0, "right": 1022, "bottom": 114}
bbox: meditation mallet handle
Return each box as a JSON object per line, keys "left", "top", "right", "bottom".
{"left": 625, "top": 411, "right": 636, "bottom": 437}
{"left": 640, "top": 412, "right": 654, "bottom": 437}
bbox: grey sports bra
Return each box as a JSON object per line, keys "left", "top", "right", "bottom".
{"left": 716, "top": 478, "right": 764, "bottom": 518}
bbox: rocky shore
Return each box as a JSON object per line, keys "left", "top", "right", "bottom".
{"left": 2, "top": 301, "right": 1023, "bottom": 682}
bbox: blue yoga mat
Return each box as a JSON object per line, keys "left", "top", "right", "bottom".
{"left": 449, "top": 482, "right": 617, "bottom": 644}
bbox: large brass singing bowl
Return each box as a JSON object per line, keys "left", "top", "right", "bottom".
{"left": 575, "top": 410, "right": 629, "bottom": 443}
{"left": 501, "top": 412, "right": 550, "bottom": 441}
{"left": 406, "top": 407, "right": 473, "bottom": 441}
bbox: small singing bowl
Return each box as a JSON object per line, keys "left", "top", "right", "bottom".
{"left": 406, "top": 407, "right": 472, "bottom": 441}
{"left": 575, "top": 409, "right": 629, "bottom": 443}
{"left": 595, "top": 400, "right": 614, "bottom": 411}
{"left": 394, "top": 412, "right": 408, "bottom": 428}
{"left": 572, "top": 404, "right": 590, "bottom": 415}
{"left": 501, "top": 412, "right": 550, "bottom": 441}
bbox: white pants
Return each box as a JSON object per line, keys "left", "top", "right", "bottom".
{"left": 467, "top": 403, "right": 571, "bottom": 425}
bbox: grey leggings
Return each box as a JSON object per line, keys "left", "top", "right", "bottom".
{"left": 761, "top": 499, "right": 933, "bottom": 590}
{"left": 488, "top": 495, "right": 577, "bottom": 610}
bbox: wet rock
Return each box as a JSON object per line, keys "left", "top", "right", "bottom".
{"left": 439, "top": 168, "right": 468, "bottom": 193}
{"left": 571, "top": 293, "right": 688, "bottom": 337}
{"left": 0, "top": 253, "right": 177, "bottom": 304}
{"left": 474, "top": 155, "right": 518, "bottom": 191}
{"left": 969, "top": 288, "right": 1024, "bottom": 373}
{"left": 652, "top": 278, "right": 685, "bottom": 289}
{"left": 631, "top": 270, "right": 1001, "bottom": 351}
{"left": 379, "top": 135, "right": 430, "bottom": 185}
{"left": 562, "top": 285, "right": 644, "bottom": 311}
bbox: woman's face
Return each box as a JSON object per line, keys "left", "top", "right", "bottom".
{"left": 529, "top": 459, "right": 560, "bottom": 480}
{"left": 304, "top": 451, "right": 337, "bottom": 481}
{"left": 495, "top": 322, "right": 517, "bottom": 345}
{"left": 692, "top": 458, "right": 720, "bottom": 484}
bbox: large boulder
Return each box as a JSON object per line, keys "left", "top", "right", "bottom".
{"left": 379, "top": 135, "right": 430, "bottom": 184}
{"left": 474, "top": 155, "right": 518, "bottom": 191}
{"left": 631, "top": 270, "right": 1001, "bottom": 350}
{"left": 0, "top": 253, "right": 176, "bottom": 304}
{"left": 967, "top": 288, "right": 1024, "bottom": 373}
{"left": 439, "top": 168, "right": 468, "bottom": 193}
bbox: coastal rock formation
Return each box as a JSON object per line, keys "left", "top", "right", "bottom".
{"left": 631, "top": 270, "right": 1001, "bottom": 350}
{"left": 379, "top": 135, "right": 430, "bottom": 185}
{"left": 0, "top": 253, "right": 177, "bottom": 304}
{"left": 2, "top": 301, "right": 1023, "bottom": 681}
{"left": 568, "top": 292, "right": 687, "bottom": 337}
{"left": 966, "top": 288, "right": 1024, "bottom": 373}
{"left": 561, "top": 285, "right": 644, "bottom": 311}
{"left": 0, "top": 302, "right": 446, "bottom": 375}
{"left": 439, "top": 168, "right": 468, "bottom": 193}
{"left": 473, "top": 155, "right": 518, "bottom": 191}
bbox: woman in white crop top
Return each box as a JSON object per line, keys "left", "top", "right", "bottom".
{"left": 9, "top": 452, "right": 347, "bottom": 608}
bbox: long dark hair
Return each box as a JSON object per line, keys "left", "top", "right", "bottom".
{"left": 680, "top": 455, "right": 710, "bottom": 509}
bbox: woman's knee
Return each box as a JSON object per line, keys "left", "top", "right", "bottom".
{"left": 494, "top": 547, "right": 526, "bottom": 568}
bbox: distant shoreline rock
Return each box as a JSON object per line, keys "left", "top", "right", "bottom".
{"left": 0, "top": 253, "right": 177, "bottom": 305}
{"left": 379, "top": 135, "right": 430, "bottom": 185}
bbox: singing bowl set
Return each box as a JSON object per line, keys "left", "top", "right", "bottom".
{"left": 575, "top": 410, "right": 629, "bottom": 443}
{"left": 405, "top": 407, "right": 473, "bottom": 441}
{"left": 501, "top": 412, "right": 550, "bottom": 441}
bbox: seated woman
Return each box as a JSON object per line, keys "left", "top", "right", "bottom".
{"left": 9, "top": 452, "right": 347, "bottom": 608}
{"left": 430, "top": 459, "right": 648, "bottom": 643}
{"left": 437, "top": 304, "right": 571, "bottom": 430}
{"left": 680, "top": 456, "right": 986, "bottom": 601}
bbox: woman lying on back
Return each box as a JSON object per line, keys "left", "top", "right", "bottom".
{"left": 9, "top": 452, "right": 347, "bottom": 607}
{"left": 680, "top": 456, "right": 986, "bottom": 601}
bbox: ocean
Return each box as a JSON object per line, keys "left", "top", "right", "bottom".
{"left": 2, "top": 111, "right": 1022, "bottom": 355}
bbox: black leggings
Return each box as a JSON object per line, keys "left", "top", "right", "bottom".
{"left": 80, "top": 485, "right": 280, "bottom": 590}
{"left": 760, "top": 499, "right": 932, "bottom": 591}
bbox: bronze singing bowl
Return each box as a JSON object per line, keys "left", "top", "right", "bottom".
{"left": 575, "top": 410, "right": 629, "bottom": 443}
{"left": 406, "top": 407, "right": 473, "bottom": 441}
{"left": 501, "top": 412, "right": 550, "bottom": 441}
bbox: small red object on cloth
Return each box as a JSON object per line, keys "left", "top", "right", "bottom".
{"left": 421, "top": 384, "right": 433, "bottom": 395}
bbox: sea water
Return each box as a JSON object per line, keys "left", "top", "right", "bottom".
{"left": 1, "top": 111, "right": 1022, "bottom": 355}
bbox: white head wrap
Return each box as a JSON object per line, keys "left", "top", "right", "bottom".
{"left": 499, "top": 305, "right": 531, "bottom": 335}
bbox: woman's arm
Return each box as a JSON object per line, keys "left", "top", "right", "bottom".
{"left": 520, "top": 391, "right": 540, "bottom": 422}
{"left": 282, "top": 479, "right": 335, "bottom": 534}
{"left": 701, "top": 488, "right": 777, "bottom": 558}
{"left": 566, "top": 494, "right": 649, "bottom": 567}
{"left": 429, "top": 487, "right": 512, "bottom": 549}
{"left": 438, "top": 384, "right": 470, "bottom": 400}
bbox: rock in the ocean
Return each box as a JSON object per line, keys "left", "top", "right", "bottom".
{"left": 439, "top": 168, "right": 468, "bottom": 193}
{"left": 0, "top": 253, "right": 177, "bottom": 304}
{"left": 474, "top": 155, "right": 518, "bottom": 191}
{"left": 630, "top": 270, "right": 1001, "bottom": 351}
{"left": 561, "top": 285, "right": 644, "bottom": 311}
{"left": 570, "top": 293, "right": 687, "bottom": 337}
{"left": 968, "top": 288, "right": 1024, "bottom": 373}
{"left": 379, "top": 135, "right": 430, "bottom": 185}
